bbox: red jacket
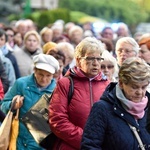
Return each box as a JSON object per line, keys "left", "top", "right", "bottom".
{"left": 0, "top": 79, "right": 4, "bottom": 100}
{"left": 49, "top": 67, "right": 110, "bottom": 150}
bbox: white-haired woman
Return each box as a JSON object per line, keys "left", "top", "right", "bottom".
{"left": 101, "top": 50, "right": 118, "bottom": 82}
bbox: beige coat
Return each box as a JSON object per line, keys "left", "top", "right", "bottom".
{"left": 12, "top": 46, "right": 42, "bottom": 77}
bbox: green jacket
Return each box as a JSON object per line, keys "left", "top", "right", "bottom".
{"left": 1, "top": 74, "right": 56, "bottom": 150}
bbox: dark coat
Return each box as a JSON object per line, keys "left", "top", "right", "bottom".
{"left": 0, "top": 110, "right": 5, "bottom": 123}
{"left": 146, "top": 91, "right": 150, "bottom": 133}
{"left": 5, "top": 51, "right": 20, "bottom": 79}
{"left": 81, "top": 82, "right": 150, "bottom": 150}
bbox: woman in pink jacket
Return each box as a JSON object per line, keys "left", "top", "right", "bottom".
{"left": 0, "top": 78, "right": 5, "bottom": 123}
{"left": 0, "top": 79, "right": 4, "bottom": 100}
{"left": 49, "top": 37, "right": 110, "bottom": 150}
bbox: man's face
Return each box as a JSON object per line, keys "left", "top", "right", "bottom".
{"left": 0, "top": 34, "right": 6, "bottom": 48}
{"left": 102, "top": 28, "right": 114, "bottom": 40}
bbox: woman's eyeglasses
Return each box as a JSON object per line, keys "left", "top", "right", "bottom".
{"left": 101, "top": 65, "right": 114, "bottom": 69}
{"left": 81, "top": 56, "right": 104, "bottom": 63}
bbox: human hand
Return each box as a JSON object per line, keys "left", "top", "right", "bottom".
{"left": 12, "top": 95, "right": 24, "bottom": 110}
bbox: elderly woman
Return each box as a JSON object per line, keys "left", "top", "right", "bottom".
{"left": 46, "top": 49, "right": 66, "bottom": 82}
{"left": 49, "top": 37, "right": 110, "bottom": 150}
{"left": 13, "top": 30, "right": 42, "bottom": 77}
{"left": 40, "top": 27, "right": 53, "bottom": 46}
{"left": 138, "top": 34, "right": 150, "bottom": 65}
{"left": 115, "top": 37, "right": 140, "bottom": 67}
{"left": 138, "top": 34, "right": 150, "bottom": 134}
{"left": 81, "top": 57, "right": 150, "bottom": 150}
{"left": 68, "top": 25, "right": 84, "bottom": 47}
{"left": 1, "top": 54, "right": 59, "bottom": 150}
{"left": 101, "top": 50, "right": 118, "bottom": 82}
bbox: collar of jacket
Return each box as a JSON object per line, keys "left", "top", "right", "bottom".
{"left": 65, "top": 66, "right": 108, "bottom": 81}
{"left": 101, "top": 82, "right": 146, "bottom": 128}
{"left": 23, "top": 46, "right": 42, "bottom": 55}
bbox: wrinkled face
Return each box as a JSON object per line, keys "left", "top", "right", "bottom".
{"left": 0, "top": 34, "right": 6, "bottom": 47}
{"left": 102, "top": 29, "right": 114, "bottom": 40}
{"left": 117, "top": 27, "right": 128, "bottom": 37}
{"left": 14, "top": 32, "right": 22, "bottom": 46}
{"left": 71, "top": 31, "right": 83, "bottom": 45}
{"left": 119, "top": 80, "right": 149, "bottom": 103}
{"left": 34, "top": 69, "right": 53, "bottom": 87}
{"left": 116, "top": 42, "right": 136, "bottom": 66}
{"left": 77, "top": 51, "right": 102, "bottom": 78}
{"left": 101, "top": 60, "right": 114, "bottom": 80}
{"left": 25, "top": 35, "right": 39, "bottom": 52}
{"left": 43, "top": 32, "right": 53, "bottom": 43}
{"left": 6, "top": 30, "right": 14, "bottom": 43}
{"left": 139, "top": 44, "right": 150, "bottom": 64}
{"left": 53, "top": 59, "right": 64, "bottom": 80}
{"left": 18, "top": 24, "right": 28, "bottom": 37}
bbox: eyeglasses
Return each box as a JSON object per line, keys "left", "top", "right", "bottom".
{"left": 101, "top": 65, "right": 114, "bottom": 69}
{"left": 117, "top": 49, "right": 134, "bottom": 54}
{"left": 81, "top": 56, "right": 104, "bottom": 63}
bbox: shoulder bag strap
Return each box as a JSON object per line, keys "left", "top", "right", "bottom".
{"left": 67, "top": 76, "right": 74, "bottom": 105}
{"left": 128, "top": 124, "right": 145, "bottom": 150}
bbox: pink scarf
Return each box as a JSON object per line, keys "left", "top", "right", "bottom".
{"left": 116, "top": 84, "right": 148, "bottom": 119}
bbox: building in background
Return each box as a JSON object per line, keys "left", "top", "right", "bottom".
{"left": 30, "top": 0, "right": 58, "bottom": 10}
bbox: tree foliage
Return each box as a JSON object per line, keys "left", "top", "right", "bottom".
{"left": 59, "top": 0, "right": 148, "bottom": 26}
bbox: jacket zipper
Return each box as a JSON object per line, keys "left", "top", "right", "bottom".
{"left": 89, "top": 80, "right": 93, "bottom": 107}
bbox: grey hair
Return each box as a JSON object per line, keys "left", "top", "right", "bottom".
{"left": 101, "top": 50, "right": 119, "bottom": 75}
{"left": 116, "top": 37, "right": 140, "bottom": 55}
{"left": 74, "top": 37, "right": 105, "bottom": 58}
{"left": 68, "top": 25, "right": 83, "bottom": 38}
{"left": 119, "top": 57, "right": 150, "bottom": 84}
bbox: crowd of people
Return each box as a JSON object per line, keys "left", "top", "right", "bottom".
{"left": 0, "top": 19, "right": 150, "bottom": 149}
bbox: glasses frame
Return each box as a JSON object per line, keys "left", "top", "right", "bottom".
{"left": 101, "top": 64, "right": 114, "bottom": 69}
{"left": 80, "top": 56, "right": 104, "bottom": 63}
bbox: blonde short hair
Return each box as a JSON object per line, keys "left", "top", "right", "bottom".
{"left": 119, "top": 57, "right": 150, "bottom": 84}
{"left": 74, "top": 37, "right": 105, "bottom": 58}
{"left": 24, "top": 30, "right": 41, "bottom": 44}
{"left": 40, "top": 27, "right": 53, "bottom": 36}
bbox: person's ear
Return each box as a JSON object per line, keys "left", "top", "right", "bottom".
{"left": 119, "top": 80, "right": 123, "bottom": 89}
{"left": 76, "top": 58, "right": 81, "bottom": 67}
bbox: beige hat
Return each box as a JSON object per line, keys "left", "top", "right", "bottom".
{"left": 33, "top": 54, "right": 59, "bottom": 74}
{"left": 43, "top": 42, "right": 57, "bottom": 54}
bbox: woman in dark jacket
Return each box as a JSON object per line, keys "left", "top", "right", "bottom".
{"left": 81, "top": 57, "right": 150, "bottom": 150}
